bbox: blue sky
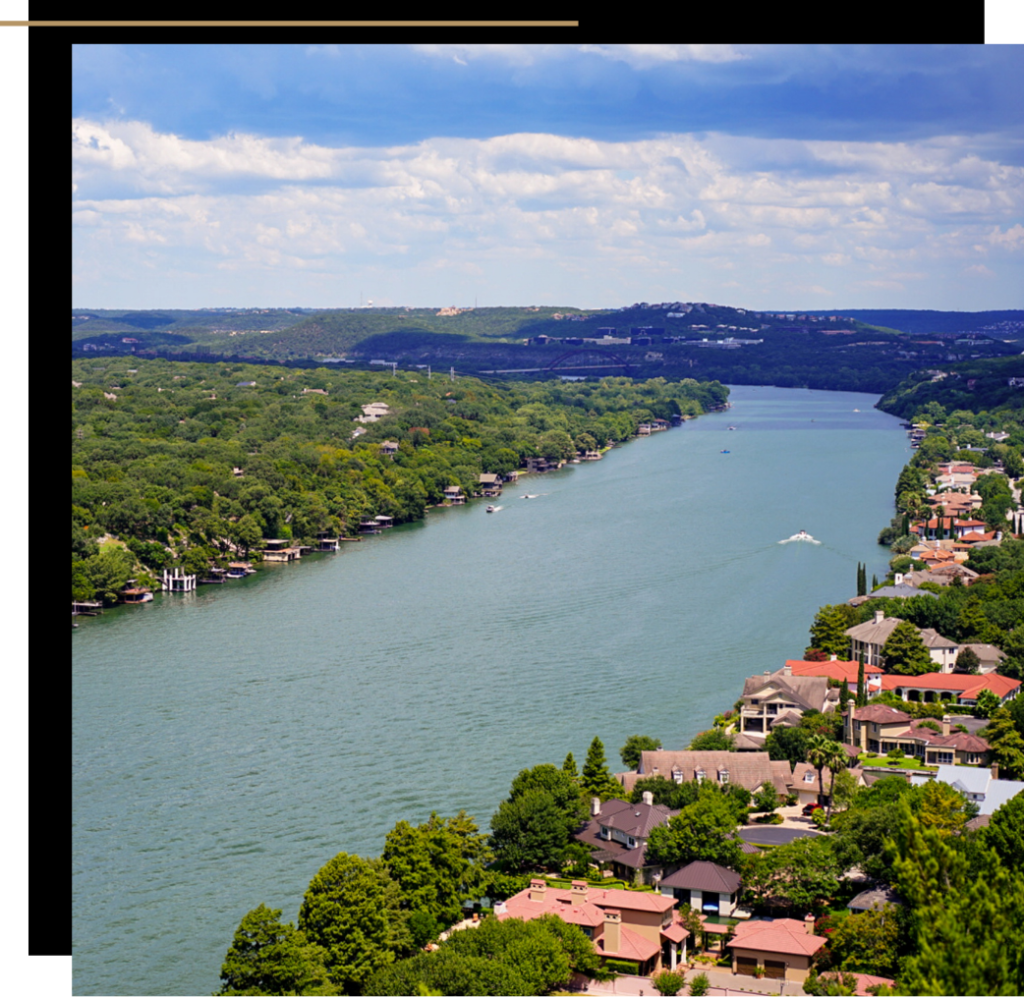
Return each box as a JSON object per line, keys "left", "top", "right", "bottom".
{"left": 72, "top": 44, "right": 1024, "bottom": 311}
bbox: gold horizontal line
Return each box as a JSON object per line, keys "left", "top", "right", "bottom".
{"left": 2, "top": 20, "right": 579, "bottom": 26}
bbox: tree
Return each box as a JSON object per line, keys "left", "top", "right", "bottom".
{"left": 974, "top": 688, "right": 1001, "bottom": 719}
{"left": 806, "top": 735, "right": 837, "bottom": 808}
{"left": 687, "top": 972, "right": 710, "bottom": 996}
{"left": 821, "top": 908, "right": 900, "bottom": 977}
{"left": 981, "top": 708, "right": 1024, "bottom": 780}
{"left": 653, "top": 968, "right": 686, "bottom": 995}
{"left": 856, "top": 651, "right": 867, "bottom": 707}
{"left": 381, "top": 812, "right": 491, "bottom": 929}
{"left": 880, "top": 620, "right": 936, "bottom": 675}
{"left": 917, "top": 779, "right": 974, "bottom": 837}
{"left": 764, "top": 725, "right": 809, "bottom": 767}
{"left": 890, "top": 801, "right": 1024, "bottom": 995}
{"left": 620, "top": 734, "right": 662, "bottom": 770}
{"left": 561, "top": 752, "right": 579, "bottom": 781}
{"left": 645, "top": 788, "right": 743, "bottom": 870}
{"left": 214, "top": 904, "right": 338, "bottom": 996}
{"left": 954, "top": 646, "right": 981, "bottom": 674}
{"left": 830, "top": 768, "right": 859, "bottom": 813}
{"left": 743, "top": 837, "right": 843, "bottom": 915}
{"left": 808, "top": 604, "right": 857, "bottom": 659}
{"left": 297, "top": 852, "right": 405, "bottom": 995}
{"left": 981, "top": 790, "right": 1024, "bottom": 869}
{"left": 490, "top": 789, "right": 574, "bottom": 873}
{"left": 580, "top": 737, "right": 623, "bottom": 800}
{"left": 687, "top": 728, "right": 735, "bottom": 752}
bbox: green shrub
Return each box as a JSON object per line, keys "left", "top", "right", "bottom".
{"left": 688, "top": 971, "right": 711, "bottom": 996}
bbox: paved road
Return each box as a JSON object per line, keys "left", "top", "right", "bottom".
{"left": 738, "top": 825, "right": 823, "bottom": 846}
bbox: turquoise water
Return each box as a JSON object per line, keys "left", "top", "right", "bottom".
{"left": 71, "top": 385, "right": 910, "bottom": 996}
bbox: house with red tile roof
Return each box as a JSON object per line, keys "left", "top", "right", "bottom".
{"left": 495, "top": 878, "right": 687, "bottom": 975}
{"left": 727, "top": 916, "right": 826, "bottom": 983}
{"left": 879, "top": 671, "right": 1020, "bottom": 707}
{"left": 785, "top": 658, "right": 883, "bottom": 695}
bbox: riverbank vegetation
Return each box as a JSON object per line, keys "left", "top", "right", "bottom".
{"left": 72, "top": 358, "right": 727, "bottom": 603}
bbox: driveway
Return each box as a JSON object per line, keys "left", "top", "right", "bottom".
{"left": 738, "top": 825, "right": 823, "bottom": 846}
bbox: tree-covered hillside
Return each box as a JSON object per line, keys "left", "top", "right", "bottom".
{"left": 72, "top": 358, "right": 726, "bottom": 602}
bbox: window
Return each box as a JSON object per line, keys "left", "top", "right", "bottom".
{"left": 718, "top": 769, "right": 729, "bottom": 784}
{"left": 804, "top": 771, "right": 815, "bottom": 783}
{"left": 627, "top": 836, "right": 636, "bottom": 848}
{"left": 672, "top": 769, "right": 683, "bottom": 785}
{"left": 695, "top": 769, "right": 706, "bottom": 784}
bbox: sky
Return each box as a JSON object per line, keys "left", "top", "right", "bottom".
{"left": 72, "top": 43, "right": 1024, "bottom": 312}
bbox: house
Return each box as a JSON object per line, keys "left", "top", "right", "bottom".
{"left": 866, "top": 583, "right": 938, "bottom": 601}
{"left": 737, "top": 666, "right": 838, "bottom": 738}
{"left": 634, "top": 751, "right": 784, "bottom": 795}
{"left": 957, "top": 643, "right": 1006, "bottom": 674}
{"left": 878, "top": 672, "right": 1020, "bottom": 707}
{"left": 727, "top": 916, "right": 826, "bottom": 983}
{"left": 574, "top": 793, "right": 676, "bottom": 884}
{"left": 915, "top": 765, "right": 1024, "bottom": 815}
{"left": 442, "top": 485, "right": 465, "bottom": 505}
{"left": 478, "top": 473, "right": 502, "bottom": 497}
{"left": 355, "top": 402, "right": 391, "bottom": 423}
{"left": 495, "top": 879, "right": 686, "bottom": 976}
{"left": 784, "top": 658, "right": 883, "bottom": 696}
{"left": 844, "top": 706, "right": 992, "bottom": 766}
{"left": 659, "top": 861, "right": 742, "bottom": 916}
{"left": 788, "top": 763, "right": 866, "bottom": 806}
{"left": 379, "top": 440, "right": 399, "bottom": 457}
{"left": 917, "top": 629, "right": 960, "bottom": 672}
{"left": 845, "top": 611, "right": 904, "bottom": 668}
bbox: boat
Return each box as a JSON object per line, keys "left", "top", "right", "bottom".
{"left": 728, "top": 425, "right": 736, "bottom": 430}
{"left": 720, "top": 449, "right": 730, "bottom": 454}
{"left": 486, "top": 505, "right": 495, "bottom": 513}
{"left": 793, "top": 530, "right": 813, "bottom": 541}
{"left": 521, "top": 494, "right": 538, "bottom": 499}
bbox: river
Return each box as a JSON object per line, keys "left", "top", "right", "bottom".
{"left": 71, "top": 385, "right": 910, "bottom": 996}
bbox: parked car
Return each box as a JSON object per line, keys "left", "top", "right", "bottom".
{"left": 802, "top": 802, "right": 823, "bottom": 816}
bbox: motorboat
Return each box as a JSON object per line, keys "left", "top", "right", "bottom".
{"left": 720, "top": 449, "right": 730, "bottom": 454}
{"left": 521, "top": 494, "right": 538, "bottom": 499}
{"left": 486, "top": 505, "right": 495, "bottom": 513}
{"left": 779, "top": 530, "right": 820, "bottom": 544}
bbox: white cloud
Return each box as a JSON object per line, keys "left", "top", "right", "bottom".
{"left": 72, "top": 122, "right": 1024, "bottom": 308}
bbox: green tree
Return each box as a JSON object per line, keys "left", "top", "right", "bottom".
{"left": 981, "top": 790, "right": 1024, "bottom": 869}
{"left": 687, "top": 728, "right": 735, "bottom": 751}
{"left": 917, "top": 779, "right": 974, "bottom": 837}
{"left": 973, "top": 687, "right": 1001, "bottom": 719}
{"left": 953, "top": 646, "right": 981, "bottom": 674}
{"left": 214, "top": 903, "right": 338, "bottom": 996}
{"left": 490, "top": 789, "right": 573, "bottom": 872}
{"left": 297, "top": 852, "right": 405, "bottom": 994}
{"left": 687, "top": 972, "right": 710, "bottom": 996}
{"left": 645, "top": 788, "right": 743, "bottom": 870}
{"left": 580, "top": 737, "right": 623, "bottom": 800}
{"left": 808, "top": 604, "right": 857, "bottom": 658}
{"left": 764, "top": 725, "right": 809, "bottom": 767}
{"left": 653, "top": 968, "right": 687, "bottom": 996}
{"left": 561, "top": 752, "right": 579, "bottom": 781}
{"left": 881, "top": 620, "right": 936, "bottom": 675}
{"left": 743, "top": 837, "right": 844, "bottom": 914}
{"left": 381, "top": 812, "right": 491, "bottom": 929}
{"left": 620, "top": 734, "right": 662, "bottom": 770}
{"left": 981, "top": 708, "right": 1024, "bottom": 780}
{"left": 822, "top": 908, "right": 900, "bottom": 977}
{"left": 856, "top": 651, "right": 867, "bottom": 707}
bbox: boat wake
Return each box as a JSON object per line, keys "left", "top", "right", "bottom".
{"left": 779, "top": 531, "right": 821, "bottom": 545}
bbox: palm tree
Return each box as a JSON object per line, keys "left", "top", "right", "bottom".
{"left": 821, "top": 741, "right": 849, "bottom": 825}
{"left": 805, "top": 734, "right": 840, "bottom": 810}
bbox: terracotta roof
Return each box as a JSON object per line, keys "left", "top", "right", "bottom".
{"left": 786, "top": 660, "right": 883, "bottom": 681}
{"left": 595, "top": 922, "right": 661, "bottom": 962}
{"left": 660, "top": 861, "right": 742, "bottom": 894}
{"left": 880, "top": 673, "right": 1020, "bottom": 699}
{"left": 660, "top": 920, "right": 690, "bottom": 944}
{"left": 729, "top": 918, "right": 826, "bottom": 958}
{"left": 639, "top": 751, "right": 775, "bottom": 793}
{"left": 959, "top": 531, "right": 997, "bottom": 543}
{"left": 851, "top": 974, "right": 897, "bottom": 996}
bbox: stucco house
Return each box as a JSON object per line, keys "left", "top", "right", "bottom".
{"left": 659, "top": 860, "right": 742, "bottom": 916}
{"left": 737, "top": 666, "right": 839, "bottom": 738}
{"left": 727, "top": 916, "right": 826, "bottom": 983}
{"left": 574, "top": 793, "right": 677, "bottom": 885}
{"left": 844, "top": 706, "right": 991, "bottom": 766}
{"left": 495, "top": 879, "right": 688, "bottom": 975}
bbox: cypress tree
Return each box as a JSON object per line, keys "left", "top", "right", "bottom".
{"left": 901, "top": 513, "right": 910, "bottom": 537}
{"left": 856, "top": 651, "right": 866, "bottom": 707}
{"left": 872, "top": 574, "right": 878, "bottom": 590}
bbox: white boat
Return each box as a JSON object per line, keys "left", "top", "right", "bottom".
{"left": 486, "top": 505, "right": 495, "bottom": 513}
{"left": 521, "top": 494, "right": 538, "bottom": 499}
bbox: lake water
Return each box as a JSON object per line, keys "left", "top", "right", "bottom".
{"left": 71, "top": 385, "right": 910, "bottom": 996}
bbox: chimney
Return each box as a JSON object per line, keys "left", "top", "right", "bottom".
{"left": 874, "top": 610, "right": 884, "bottom": 625}
{"left": 763, "top": 670, "right": 771, "bottom": 678}
{"left": 942, "top": 716, "right": 950, "bottom": 737}
{"left": 782, "top": 663, "right": 792, "bottom": 676}
{"left": 829, "top": 654, "right": 837, "bottom": 661}
{"left": 529, "top": 879, "right": 547, "bottom": 903}
{"left": 991, "top": 763, "right": 1000, "bottom": 780}
{"left": 591, "top": 796, "right": 601, "bottom": 818}
{"left": 642, "top": 791, "right": 654, "bottom": 807}
{"left": 895, "top": 573, "right": 904, "bottom": 586}
{"left": 804, "top": 913, "right": 816, "bottom": 935}
{"left": 570, "top": 880, "right": 589, "bottom": 904}
{"left": 602, "top": 909, "right": 622, "bottom": 953}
